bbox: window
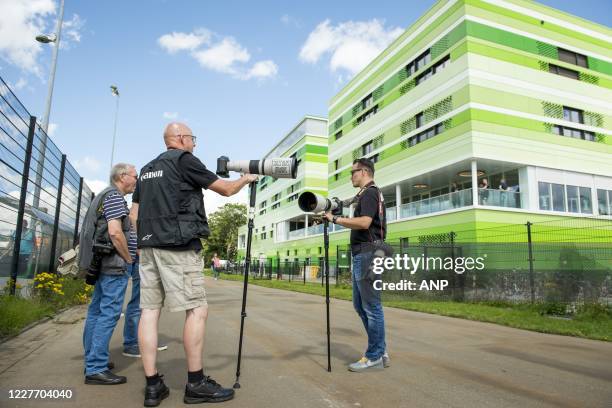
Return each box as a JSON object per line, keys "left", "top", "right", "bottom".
{"left": 261, "top": 232, "right": 266, "bottom": 240}
{"left": 272, "top": 202, "right": 280, "bottom": 210}
{"left": 335, "top": 130, "right": 343, "bottom": 141}
{"left": 362, "top": 93, "right": 373, "bottom": 110}
{"left": 405, "top": 122, "right": 445, "bottom": 148}
{"left": 579, "top": 187, "right": 592, "bottom": 214}
{"left": 566, "top": 185, "right": 579, "bottom": 213}
{"left": 539, "top": 182, "right": 566, "bottom": 211}
{"left": 432, "top": 55, "right": 450, "bottom": 73}
{"left": 260, "top": 200, "right": 267, "bottom": 209}
{"left": 357, "top": 106, "right": 378, "bottom": 125}
{"left": 551, "top": 183, "right": 566, "bottom": 212}
{"left": 549, "top": 64, "right": 579, "bottom": 80}
{"left": 362, "top": 141, "right": 373, "bottom": 156}
{"left": 415, "top": 50, "right": 431, "bottom": 71}
{"left": 415, "top": 112, "right": 424, "bottom": 128}
{"left": 552, "top": 125, "right": 595, "bottom": 141}
{"left": 538, "top": 182, "right": 551, "bottom": 210}
{"left": 558, "top": 48, "right": 588, "bottom": 68}
{"left": 415, "top": 68, "right": 433, "bottom": 85}
{"left": 287, "top": 193, "right": 298, "bottom": 202}
{"left": 597, "top": 189, "right": 612, "bottom": 215}
{"left": 273, "top": 193, "right": 281, "bottom": 202}
{"left": 405, "top": 61, "right": 415, "bottom": 77}
{"left": 370, "top": 154, "right": 379, "bottom": 164}
{"left": 334, "top": 159, "right": 339, "bottom": 181}
{"left": 563, "top": 106, "right": 583, "bottom": 124}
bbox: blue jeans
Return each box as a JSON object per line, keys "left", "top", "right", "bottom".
{"left": 123, "top": 258, "right": 140, "bottom": 348}
{"left": 352, "top": 252, "right": 386, "bottom": 361}
{"left": 83, "top": 271, "right": 128, "bottom": 375}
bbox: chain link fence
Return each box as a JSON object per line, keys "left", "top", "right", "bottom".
{"left": 229, "top": 216, "right": 611, "bottom": 306}
{"left": 0, "top": 76, "right": 93, "bottom": 294}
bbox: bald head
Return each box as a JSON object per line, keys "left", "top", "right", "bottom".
{"left": 163, "top": 122, "right": 196, "bottom": 152}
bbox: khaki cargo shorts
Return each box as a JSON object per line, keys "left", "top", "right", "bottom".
{"left": 140, "top": 247, "right": 207, "bottom": 312}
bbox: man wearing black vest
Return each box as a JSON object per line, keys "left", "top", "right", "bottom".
{"left": 324, "top": 158, "right": 389, "bottom": 373}
{"left": 130, "top": 122, "right": 255, "bottom": 406}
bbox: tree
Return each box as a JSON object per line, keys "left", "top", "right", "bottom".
{"left": 201, "top": 203, "right": 247, "bottom": 263}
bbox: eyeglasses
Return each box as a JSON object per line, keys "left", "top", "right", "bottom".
{"left": 178, "top": 134, "right": 197, "bottom": 144}
{"left": 350, "top": 168, "right": 365, "bottom": 176}
{"left": 122, "top": 173, "right": 138, "bottom": 180}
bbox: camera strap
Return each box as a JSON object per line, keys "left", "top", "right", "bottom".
{"left": 355, "top": 183, "right": 385, "bottom": 242}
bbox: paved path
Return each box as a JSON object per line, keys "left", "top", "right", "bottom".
{"left": 1, "top": 278, "right": 611, "bottom": 408}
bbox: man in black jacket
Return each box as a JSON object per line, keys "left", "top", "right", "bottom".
{"left": 324, "top": 158, "right": 389, "bottom": 372}
{"left": 130, "top": 122, "right": 255, "bottom": 406}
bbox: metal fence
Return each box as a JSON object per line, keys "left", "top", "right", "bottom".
{"left": 230, "top": 216, "right": 612, "bottom": 305}
{"left": 0, "top": 76, "right": 93, "bottom": 293}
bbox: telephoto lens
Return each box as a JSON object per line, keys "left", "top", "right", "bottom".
{"left": 298, "top": 192, "right": 343, "bottom": 214}
{"left": 216, "top": 156, "right": 297, "bottom": 179}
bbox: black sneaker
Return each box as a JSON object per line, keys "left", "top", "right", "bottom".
{"left": 184, "top": 376, "right": 235, "bottom": 404}
{"left": 144, "top": 375, "right": 169, "bottom": 407}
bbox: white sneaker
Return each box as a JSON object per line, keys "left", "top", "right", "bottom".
{"left": 348, "top": 356, "right": 383, "bottom": 372}
{"left": 383, "top": 352, "right": 390, "bottom": 368}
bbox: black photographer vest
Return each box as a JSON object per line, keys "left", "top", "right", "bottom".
{"left": 137, "top": 149, "right": 210, "bottom": 248}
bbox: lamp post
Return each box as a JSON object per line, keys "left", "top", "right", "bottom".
{"left": 32, "top": 0, "right": 65, "bottom": 209}
{"left": 109, "top": 85, "right": 120, "bottom": 170}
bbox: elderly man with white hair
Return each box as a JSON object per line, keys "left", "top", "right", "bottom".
{"left": 79, "top": 162, "right": 138, "bottom": 385}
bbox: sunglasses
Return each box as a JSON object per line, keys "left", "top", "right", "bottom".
{"left": 350, "top": 168, "right": 365, "bottom": 175}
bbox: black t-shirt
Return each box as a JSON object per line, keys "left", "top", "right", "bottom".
{"left": 350, "top": 185, "right": 386, "bottom": 252}
{"left": 132, "top": 150, "right": 218, "bottom": 251}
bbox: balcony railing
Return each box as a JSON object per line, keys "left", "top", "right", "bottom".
{"left": 283, "top": 188, "right": 522, "bottom": 240}
{"left": 478, "top": 188, "right": 521, "bottom": 208}
{"left": 400, "top": 189, "right": 473, "bottom": 218}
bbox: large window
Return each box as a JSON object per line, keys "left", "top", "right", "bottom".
{"left": 362, "top": 93, "right": 373, "bottom": 110}
{"left": 407, "top": 122, "right": 444, "bottom": 147}
{"left": 415, "top": 50, "right": 431, "bottom": 71}
{"left": 552, "top": 125, "right": 595, "bottom": 141}
{"left": 563, "top": 106, "right": 583, "bottom": 124}
{"left": 549, "top": 64, "right": 579, "bottom": 80}
{"left": 539, "top": 182, "right": 565, "bottom": 211}
{"left": 539, "top": 182, "right": 592, "bottom": 214}
{"left": 362, "top": 141, "right": 373, "bottom": 156}
{"left": 558, "top": 48, "right": 588, "bottom": 68}
{"left": 597, "top": 189, "right": 612, "bottom": 215}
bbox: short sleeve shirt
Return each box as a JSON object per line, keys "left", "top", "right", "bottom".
{"left": 103, "top": 191, "right": 137, "bottom": 259}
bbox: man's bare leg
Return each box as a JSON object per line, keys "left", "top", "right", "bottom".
{"left": 184, "top": 305, "right": 208, "bottom": 371}
{"left": 139, "top": 308, "right": 161, "bottom": 376}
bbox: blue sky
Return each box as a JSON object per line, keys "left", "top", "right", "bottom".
{"left": 1, "top": 0, "right": 610, "bottom": 211}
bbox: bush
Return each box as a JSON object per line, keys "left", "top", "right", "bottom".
{"left": 575, "top": 303, "right": 612, "bottom": 320}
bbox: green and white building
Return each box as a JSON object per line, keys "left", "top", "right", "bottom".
{"left": 239, "top": 0, "right": 612, "bottom": 266}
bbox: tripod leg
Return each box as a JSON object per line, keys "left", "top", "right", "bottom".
{"left": 324, "top": 220, "right": 331, "bottom": 372}
{"left": 234, "top": 181, "right": 257, "bottom": 389}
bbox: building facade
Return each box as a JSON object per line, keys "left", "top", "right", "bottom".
{"left": 239, "top": 0, "right": 612, "bottom": 271}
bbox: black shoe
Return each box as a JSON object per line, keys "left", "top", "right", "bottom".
{"left": 144, "top": 375, "right": 170, "bottom": 407}
{"left": 108, "top": 361, "right": 115, "bottom": 370}
{"left": 85, "top": 370, "right": 127, "bottom": 385}
{"left": 184, "top": 376, "right": 235, "bottom": 404}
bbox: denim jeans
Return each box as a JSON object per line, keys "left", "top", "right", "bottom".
{"left": 352, "top": 252, "right": 386, "bottom": 361}
{"left": 123, "top": 257, "right": 140, "bottom": 348}
{"left": 83, "top": 270, "right": 128, "bottom": 375}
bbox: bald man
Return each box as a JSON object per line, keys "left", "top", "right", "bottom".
{"left": 130, "top": 122, "right": 256, "bottom": 406}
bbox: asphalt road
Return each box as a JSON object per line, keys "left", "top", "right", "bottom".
{"left": 1, "top": 277, "right": 611, "bottom": 408}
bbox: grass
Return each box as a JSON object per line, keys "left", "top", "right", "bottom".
{"left": 0, "top": 277, "right": 91, "bottom": 339}
{"left": 207, "top": 270, "right": 612, "bottom": 342}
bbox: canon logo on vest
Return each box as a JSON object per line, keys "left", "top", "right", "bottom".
{"left": 140, "top": 170, "right": 164, "bottom": 180}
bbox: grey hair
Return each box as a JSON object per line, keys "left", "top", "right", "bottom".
{"left": 110, "top": 163, "right": 135, "bottom": 184}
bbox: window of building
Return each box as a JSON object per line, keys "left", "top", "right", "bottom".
{"left": 552, "top": 125, "right": 595, "bottom": 141}
{"left": 357, "top": 106, "right": 378, "bottom": 125}
{"left": 415, "top": 68, "right": 433, "bottom": 85}
{"left": 272, "top": 202, "right": 280, "bottom": 210}
{"left": 261, "top": 232, "right": 266, "bottom": 240}
{"left": 362, "top": 93, "right": 373, "bottom": 110}
{"left": 432, "top": 55, "right": 450, "bottom": 73}
{"left": 539, "top": 182, "right": 566, "bottom": 212}
{"left": 558, "top": 48, "right": 588, "bottom": 68}
{"left": 287, "top": 193, "right": 298, "bottom": 202}
{"left": 334, "top": 159, "right": 340, "bottom": 181}
{"left": 370, "top": 154, "right": 379, "bottom": 164}
{"left": 597, "top": 189, "right": 612, "bottom": 215}
{"left": 415, "top": 50, "right": 431, "bottom": 71}
{"left": 549, "top": 64, "right": 579, "bottom": 80}
{"left": 405, "top": 61, "right": 415, "bottom": 77}
{"left": 362, "top": 141, "right": 373, "bottom": 156}
{"left": 406, "top": 122, "right": 445, "bottom": 147}
{"left": 260, "top": 200, "right": 267, "bottom": 209}
{"left": 563, "top": 106, "right": 583, "bottom": 124}
{"left": 335, "top": 130, "right": 343, "bottom": 141}
{"left": 416, "top": 112, "right": 424, "bottom": 128}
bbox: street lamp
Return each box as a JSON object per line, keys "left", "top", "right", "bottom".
{"left": 109, "top": 85, "right": 120, "bottom": 170}
{"left": 32, "top": 0, "right": 65, "bottom": 209}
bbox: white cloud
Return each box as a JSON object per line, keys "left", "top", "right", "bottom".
{"left": 74, "top": 156, "right": 102, "bottom": 173}
{"left": 60, "top": 14, "right": 85, "bottom": 50}
{"left": 84, "top": 179, "right": 107, "bottom": 194}
{"left": 204, "top": 187, "right": 247, "bottom": 215}
{"left": 14, "top": 77, "right": 28, "bottom": 90}
{"left": 241, "top": 60, "right": 278, "bottom": 80}
{"left": 159, "top": 28, "right": 277, "bottom": 81}
{"left": 299, "top": 19, "right": 403, "bottom": 76}
{"left": 158, "top": 28, "right": 211, "bottom": 54}
{"left": 280, "top": 14, "right": 301, "bottom": 28}
{"left": 163, "top": 111, "right": 178, "bottom": 119}
{"left": 191, "top": 37, "right": 250, "bottom": 74}
{"left": 0, "top": 0, "right": 55, "bottom": 75}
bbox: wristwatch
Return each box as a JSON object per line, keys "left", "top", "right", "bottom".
{"left": 332, "top": 215, "right": 339, "bottom": 224}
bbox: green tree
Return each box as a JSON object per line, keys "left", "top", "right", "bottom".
{"left": 201, "top": 203, "right": 247, "bottom": 264}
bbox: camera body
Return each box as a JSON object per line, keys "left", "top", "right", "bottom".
{"left": 85, "top": 241, "right": 114, "bottom": 285}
